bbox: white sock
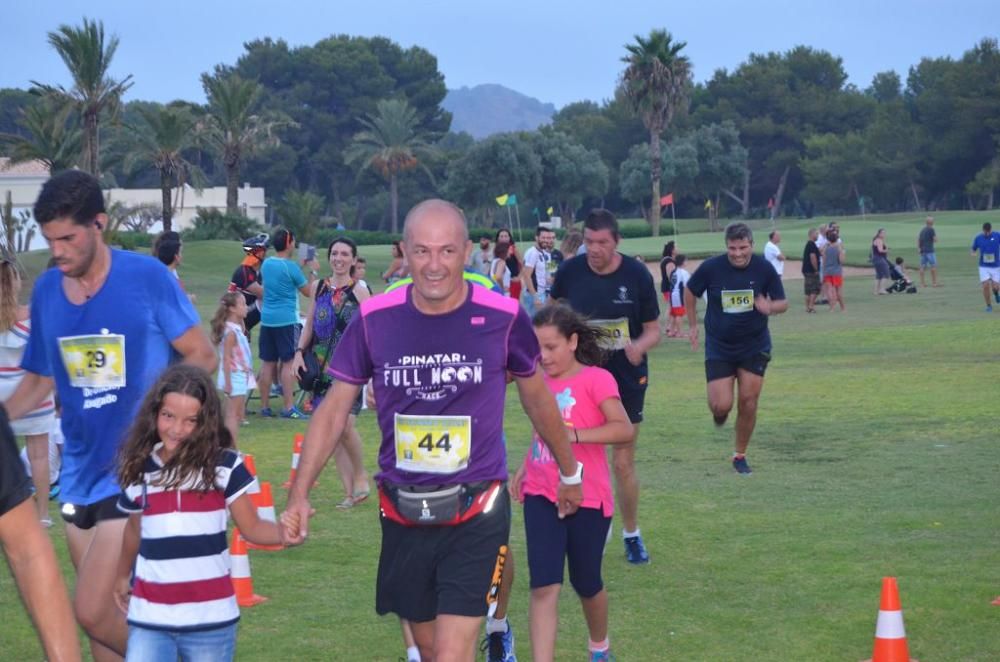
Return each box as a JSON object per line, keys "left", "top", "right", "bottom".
{"left": 406, "top": 645, "right": 421, "bottom": 662}
{"left": 622, "top": 528, "right": 640, "bottom": 539}
{"left": 486, "top": 615, "right": 508, "bottom": 634}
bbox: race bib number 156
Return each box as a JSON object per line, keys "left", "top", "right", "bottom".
{"left": 57, "top": 333, "right": 126, "bottom": 388}
{"left": 721, "top": 289, "right": 754, "bottom": 314}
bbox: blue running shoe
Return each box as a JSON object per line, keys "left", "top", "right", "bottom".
{"left": 733, "top": 456, "right": 752, "bottom": 475}
{"left": 481, "top": 623, "right": 516, "bottom": 662}
{"left": 280, "top": 406, "right": 309, "bottom": 420}
{"left": 624, "top": 535, "right": 650, "bottom": 565}
{"left": 987, "top": 305, "right": 994, "bottom": 313}
{"left": 48, "top": 483, "right": 60, "bottom": 501}
{"left": 270, "top": 384, "right": 283, "bottom": 397}
{"left": 590, "top": 650, "right": 616, "bottom": 662}
{"left": 258, "top": 407, "right": 274, "bottom": 418}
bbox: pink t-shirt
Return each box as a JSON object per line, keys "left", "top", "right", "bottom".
{"left": 521, "top": 365, "right": 620, "bottom": 517}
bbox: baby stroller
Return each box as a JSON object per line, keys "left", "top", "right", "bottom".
{"left": 886, "top": 262, "right": 918, "bottom": 293}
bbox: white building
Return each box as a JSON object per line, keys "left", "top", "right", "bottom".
{"left": 1, "top": 159, "right": 267, "bottom": 250}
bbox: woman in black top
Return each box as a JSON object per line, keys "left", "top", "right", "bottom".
{"left": 871, "top": 228, "right": 891, "bottom": 295}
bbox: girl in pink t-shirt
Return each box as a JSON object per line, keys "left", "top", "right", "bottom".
{"left": 510, "top": 303, "right": 634, "bottom": 662}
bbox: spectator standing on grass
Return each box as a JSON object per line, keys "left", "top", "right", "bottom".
{"left": 491, "top": 241, "right": 512, "bottom": 295}
{"left": 659, "top": 241, "right": 677, "bottom": 333}
{"left": 970, "top": 221, "right": 1000, "bottom": 312}
{"left": 872, "top": 228, "right": 892, "bottom": 295}
{"left": 522, "top": 226, "right": 556, "bottom": 317}
{"left": 822, "top": 228, "right": 846, "bottom": 311}
{"left": 802, "top": 228, "right": 821, "bottom": 313}
{"left": 256, "top": 228, "right": 312, "bottom": 419}
{"left": 763, "top": 230, "right": 785, "bottom": 278}
{"left": 228, "top": 233, "right": 269, "bottom": 335}
{"left": 668, "top": 255, "right": 692, "bottom": 338}
{"left": 918, "top": 216, "right": 940, "bottom": 288}
{"left": 560, "top": 230, "right": 584, "bottom": 266}
{"left": 382, "top": 241, "right": 408, "bottom": 284}
{"left": 470, "top": 236, "right": 492, "bottom": 277}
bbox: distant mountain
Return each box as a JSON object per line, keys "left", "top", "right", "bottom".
{"left": 443, "top": 84, "right": 556, "bottom": 139}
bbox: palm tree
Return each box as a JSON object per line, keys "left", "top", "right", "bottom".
{"left": 621, "top": 29, "right": 691, "bottom": 236}
{"left": 31, "top": 18, "right": 133, "bottom": 176}
{"left": 0, "top": 99, "right": 82, "bottom": 171}
{"left": 202, "top": 73, "right": 288, "bottom": 215}
{"left": 345, "top": 98, "right": 439, "bottom": 234}
{"left": 122, "top": 104, "right": 204, "bottom": 233}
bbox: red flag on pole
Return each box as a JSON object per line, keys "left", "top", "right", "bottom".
{"left": 660, "top": 193, "right": 674, "bottom": 207}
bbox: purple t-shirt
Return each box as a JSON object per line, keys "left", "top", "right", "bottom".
{"left": 327, "top": 283, "right": 539, "bottom": 486}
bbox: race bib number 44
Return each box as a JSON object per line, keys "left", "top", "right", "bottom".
{"left": 58, "top": 333, "right": 126, "bottom": 388}
{"left": 394, "top": 414, "right": 471, "bottom": 474}
{"left": 721, "top": 289, "right": 754, "bottom": 314}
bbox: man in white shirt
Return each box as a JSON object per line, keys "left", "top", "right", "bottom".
{"left": 764, "top": 230, "right": 785, "bottom": 277}
{"left": 521, "top": 226, "right": 556, "bottom": 316}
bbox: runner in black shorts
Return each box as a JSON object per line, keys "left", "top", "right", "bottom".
{"left": 282, "top": 200, "right": 583, "bottom": 661}
{"left": 0, "top": 406, "right": 82, "bottom": 661}
{"left": 550, "top": 208, "right": 661, "bottom": 565}
{"left": 685, "top": 222, "right": 787, "bottom": 475}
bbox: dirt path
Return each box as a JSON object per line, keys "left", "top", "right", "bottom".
{"left": 644, "top": 257, "right": 871, "bottom": 285}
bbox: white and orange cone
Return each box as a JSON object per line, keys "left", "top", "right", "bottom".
{"left": 241, "top": 453, "right": 262, "bottom": 498}
{"left": 246, "top": 481, "right": 284, "bottom": 551}
{"left": 230, "top": 528, "right": 267, "bottom": 607}
{"left": 864, "top": 577, "right": 916, "bottom": 662}
{"left": 282, "top": 433, "right": 317, "bottom": 489}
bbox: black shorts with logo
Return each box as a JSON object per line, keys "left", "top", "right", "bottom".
{"left": 60, "top": 494, "right": 129, "bottom": 530}
{"left": 705, "top": 351, "right": 772, "bottom": 382}
{"left": 375, "top": 487, "right": 510, "bottom": 622}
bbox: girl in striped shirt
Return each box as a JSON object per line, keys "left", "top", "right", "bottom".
{"left": 113, "top": 364, "right": 297, "bottom": 661}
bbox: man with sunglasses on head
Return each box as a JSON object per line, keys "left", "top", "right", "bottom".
{"left": 1, "top": 169, "right": 216, "bottom": 660}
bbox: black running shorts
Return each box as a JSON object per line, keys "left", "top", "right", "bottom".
{"left": 705, "top": 351, "right": 771, "bottom": 382}
{"left": 60, "top": 494, "right": 128, "bottom": 530}
{"left": 375, "top": 487, "right": 511, "bottom": 622}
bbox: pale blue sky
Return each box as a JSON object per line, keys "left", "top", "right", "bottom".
{"left": 5, "top": 0, "right": 998, "bottom": 108}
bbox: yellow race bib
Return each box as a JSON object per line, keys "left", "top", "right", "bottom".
{"left": 721, "top": 289, "right": 754, "bottom": 314}
{"left": 589, "top": 318, "right": 630, "bottom": 351}
{"left": 984, "top": 253, "right": 996, "bottom": 264}
{"left": 394, "top": 414, "right": 472, "bottom": 474}
{"left": 57, "top": 333, "right": 126, "bottom": 388}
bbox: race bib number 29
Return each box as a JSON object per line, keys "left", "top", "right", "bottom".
{"left": 394, "top": 414, "right": 471, "bottom": 474}
{"left": 721, "top": 289, "right": 754, "bottom": 314}
{"left": 57, "top": 333, "right": 126, "bottom": 388}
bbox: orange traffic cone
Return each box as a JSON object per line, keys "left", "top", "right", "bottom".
{"left": 241, "top": 453, "right": 262, "bottom": 497}
{"left": 282, "top": 433, "right": 317, "bottom": 489}
{"left": 864, "top": 577, "right": 916, "bottom": 662}
{"left": 247, "top": 481, "right": 284, "bottom": 551}
{"left": 230, "top": 528, "right": 267, "bottom": 607}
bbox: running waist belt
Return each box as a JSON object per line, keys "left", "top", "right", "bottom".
{"left": 379, "top": 480, "right": 503, "bottom": 527}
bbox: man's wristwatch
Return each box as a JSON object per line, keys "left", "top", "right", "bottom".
{"left": 559, "top": 461, "right": 584, "bottom": 486}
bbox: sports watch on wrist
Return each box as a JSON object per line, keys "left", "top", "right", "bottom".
{"left": 559, "top": 461, "right": 584, "bottom": 486}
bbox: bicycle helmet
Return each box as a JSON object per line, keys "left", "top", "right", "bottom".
{"left": 242, "top": 232, "right": 270, "bottom": 254}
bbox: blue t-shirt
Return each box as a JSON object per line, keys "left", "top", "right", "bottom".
{"left": 259, "top": 257, "right": 306, "bottom": 327}
{"left": 685, "top": 253, "right": 785, "bottom": 359}
{"left": 21, "top": 250, "right": 200, "bottom": 505}
{"left": 971, "top": 232, "right": 1000, "bottom": 268}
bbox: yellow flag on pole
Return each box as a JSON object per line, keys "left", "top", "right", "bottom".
{"left": 496, "top": 194, "right": 509, "bottom": 206}
{"left": 546, "top": 206, "right": 554, "bottom": 215}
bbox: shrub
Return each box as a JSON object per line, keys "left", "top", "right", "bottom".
{"left": 183, "top": 208, "right": 264, "bottom": 241}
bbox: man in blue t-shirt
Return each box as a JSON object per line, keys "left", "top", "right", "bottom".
{"left": 257, "top": 228, "right": 312, "bottom": 418}
{"left": 685, "top": 222, "right": 787, "bottom": 475}
{"left": 2, "top": 170, "right": 216, "bottom": 658}
{"left": 970, "top": 222, "right": 1000, "bottom": 312}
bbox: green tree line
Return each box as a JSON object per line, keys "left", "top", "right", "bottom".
{"left": 2, "top": 20, "right": 998, "bottom": 241}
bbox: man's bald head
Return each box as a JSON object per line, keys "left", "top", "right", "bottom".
{"left": 403, "top": 199, "right": 469, "bottom": 245}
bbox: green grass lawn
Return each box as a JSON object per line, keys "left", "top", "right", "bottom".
{"left": 3, "top": 212, "right": 999, "bottom": 660}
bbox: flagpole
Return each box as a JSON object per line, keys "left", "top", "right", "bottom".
{"left": 671, "top": 202, "right": 677, "bottom": 237}
{"left": 514, "top": 204, "right": 522, "bottom": 240}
